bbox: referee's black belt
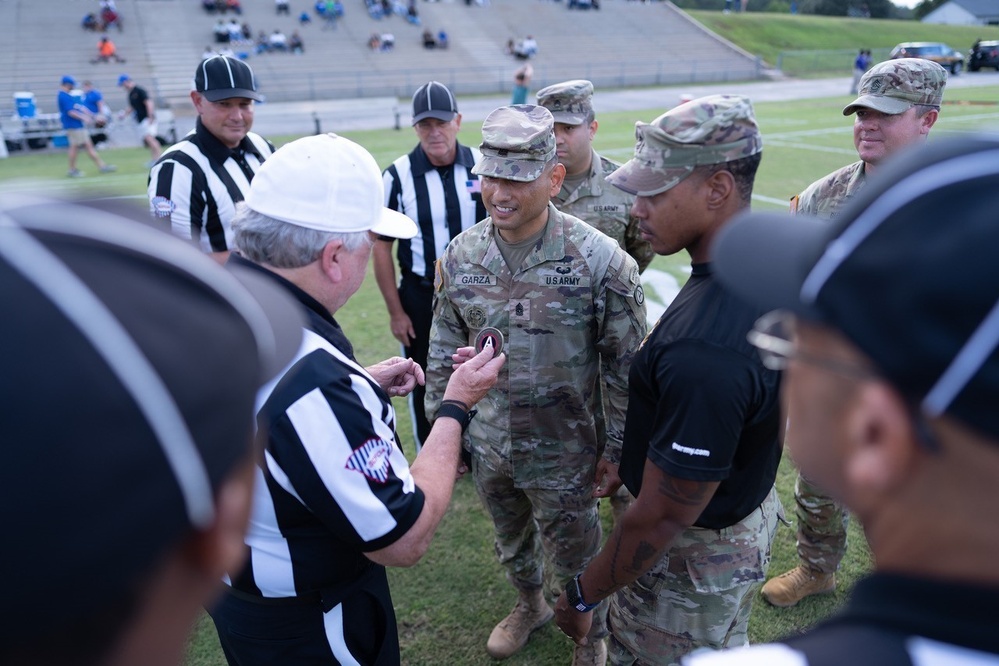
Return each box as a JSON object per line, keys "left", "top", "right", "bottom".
{"left": 224, "top": 563, "right": 380, "bottom": 613}
{"left": 400, "top": 272, "right": 434, "bottom": 290}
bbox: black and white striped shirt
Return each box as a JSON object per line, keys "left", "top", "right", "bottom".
{"left": 383, "top": 142, "right": 485, "bottom": 282}
{"left": 224, "top": 257, "right": 424, "bottom": 612}
{"left": 148, "top": 118, "right": 274, "bottom": 253}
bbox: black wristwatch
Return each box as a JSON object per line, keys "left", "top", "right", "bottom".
{"left": 436, "top": 401, "right": 477, "bottom": 433}
{"left": 566, "top": 573, "right": 599, "bottom": 613}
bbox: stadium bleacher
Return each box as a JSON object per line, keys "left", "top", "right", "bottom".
{"left": 1, "top": 0, "right": 762, "bottom": 123}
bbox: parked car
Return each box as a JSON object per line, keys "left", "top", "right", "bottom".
{"left": 890, "top": 42, "right": 964, "bottom": 75}
{"left": 969, "top": 40, "right": 999, "bottom": 71}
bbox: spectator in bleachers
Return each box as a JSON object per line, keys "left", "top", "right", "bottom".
{"left": 276, "top": 0, "right": 291, "bottom": 14}
{"left": 214, "top": 19, "right": 230, "bottom": 43}
{"left": 203, "top": 45, "right": 217, "bottom": 59}
{"left": 227, "top": 18, "right": 242, "bottom": 43}
{"left": 368, "top": 32, "right": 381, "bottom": 49}
{"left": 241, "top": 22, "right": 253, "bottom": 42}
{"left": 289, "top": 30, "right": 305, "bottom": 53}
{"left": 254, "top": 30, "right": 270, "bottom": 54}
{"left": 269, "top": 28, "right": 288, "bottom": 51}
{"left": 437, "top": 28, "right": 448, "bottom": 49}
{"left": 517, "top": 34, "right": 538, "bottom": 58}
{"left": 202, "top": 0, "right": 217, "bottom": 13}
{"left": 82, "top": 13, "right": 99, "bottom": 30}
{"left": 91, "top": 36, "right": 126, "bottom": 64}
{"left": 422, "top": 28, "right": 436, "bottom": 48}
{"left": 100, "top": 0, "right": 122, "bottom": 31}
{"left": 380, "top": 32, "right": 395, "bottom": 51}
{"left": 299, "top": 10, "right": 312, "bottom": 24}
{"left": 226, "top": 0, "right": 243, "bottom": 15}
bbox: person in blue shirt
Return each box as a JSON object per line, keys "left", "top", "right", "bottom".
{"left": 57, "top": 75, "right": 115, "bottom": 177}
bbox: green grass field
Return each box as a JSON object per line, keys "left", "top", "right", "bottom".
{"left": 4, "top": 26, "right": 999, "bottom": 666}
{"left": 688, "top": 10, "right": 999, "bottom": 72}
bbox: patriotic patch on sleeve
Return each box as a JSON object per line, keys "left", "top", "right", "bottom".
{"left": 466, "top": 179, "right": 481, "bottom": 194}
{"left": 345, "top": 438, "right": 395, "bottom": 483}
{"left": 150, "top": 196, "right": 176, "bottom": 218}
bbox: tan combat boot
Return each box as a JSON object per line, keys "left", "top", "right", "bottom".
{"left": 761, "top": 565, "right": 835, "bottom": 607}
{"left": 572, "top": 638, "right": 607, "bottom": 666}
{"left": 486, "top": 588, "right": 554, "bottom": 659}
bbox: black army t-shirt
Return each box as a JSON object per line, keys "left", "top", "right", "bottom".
{"left": 619, "top": 263, "right": 782, "bottom": 529}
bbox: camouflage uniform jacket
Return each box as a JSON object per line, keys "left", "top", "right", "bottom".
{"left": 792, "top": 160, "right": 867, "bottom": 219}
{"left": 426, "top": 203, "right": 647, "bottom": 490}
{"left": 555, "top": 149, "right": 654, "bottom": 273}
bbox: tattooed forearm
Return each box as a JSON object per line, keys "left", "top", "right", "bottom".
{"left": 630, "top": 540, "right": 658, "bottom": 573}
{"left": 604, "top": 529, "right": 624, "bottom": 593}
{"left": 657, "top": 476, "right": 711, "bottom": 507}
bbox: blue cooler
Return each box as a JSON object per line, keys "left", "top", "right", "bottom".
{"left": 14, "top": 92, "right": 36, "bottom": 118}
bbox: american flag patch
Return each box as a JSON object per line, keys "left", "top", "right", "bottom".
{"left": 466, "top": 179, "right": 481, "bottom": 194}
{"left": 345, "top": 438, "right": 394, "bottom": 483}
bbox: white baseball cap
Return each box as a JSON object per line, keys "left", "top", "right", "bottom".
{"left": 245, "top": 133, "right": 417, "bottom": 239}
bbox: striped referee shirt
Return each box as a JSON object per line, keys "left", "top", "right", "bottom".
{"left": 225, "top": 257, "right": 424, "bottom": 601}
{"left": 148, "top": 118, "right": 274, "bottom": 253}
{"left": 383, "top": 142, "right": 486, "bottom": 282}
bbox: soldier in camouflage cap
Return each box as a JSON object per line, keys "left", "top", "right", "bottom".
{"left": 427, "top": 103, "right": 647, "bottom": 665}
{"left": 536, "top": 81, "right": 654, "bottom": 273}
{"left": 843, "top": 57, "right": 947, "bottom": 116}
{"left": 472, "top": 104, "right": 557, "bottom": 182}
{"left": 607, "top": 94, "right": 762, "bottom": 197}
{"left": 765, "top": 62, "right": 946, "bottom": 610}
{"left": 537, "top": 79, "right": 655, "bottom": 526}
{"left": 536, "top": 79, "right": 594, "bottom": 125}
{"left": 555, "top": 94, "right": 783, "bottom": 666}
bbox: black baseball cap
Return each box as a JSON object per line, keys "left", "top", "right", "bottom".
{"left": 412, "top": 80, "right": 458, "bottom": 124}
{"left": 195, "top": 54, "right": 263, "bottom": 102}
{"left": 0, "top": 195, "right": 302, "bottom": 642}
{"left": 713, "top": 136, "right": 999, "bottom": 440}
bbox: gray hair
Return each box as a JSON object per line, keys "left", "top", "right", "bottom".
{"left": 232, "top": 203, "right": 371, "bottom": 268}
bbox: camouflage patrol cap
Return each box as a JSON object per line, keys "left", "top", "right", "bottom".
{"left": 536, "top": 79, "right": 594, "bottom": 125}
{"left": 471, "top": 104, "right": 557, "bottom": 182}
{"left": 607, "top": 94, "right": 762, "bottom": 197}
{"left": 843, "top": 58, "right": 947, "bottom": 116}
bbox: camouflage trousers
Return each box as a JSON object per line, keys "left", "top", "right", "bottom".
{"left": 795, "top": 473, "right": 848, "bottom": 574}
{"left": 473, "top": 460, "right": 608, "bottom": 639}
{"left": 607, "top": 486, "right": 782, "bottom": 666}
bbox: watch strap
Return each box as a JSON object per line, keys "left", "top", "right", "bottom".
{"left": 568, "top": 573, "right": 599, "bottom": 613}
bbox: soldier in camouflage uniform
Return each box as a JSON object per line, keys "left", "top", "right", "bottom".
{"left": 536, "top": 80, "right": 654, "bottom": 273}
{"left": 425, "top": 104, "right": 646, "bottom": 666}
{"left": 552, "top": 95, "right": 783, "bottom": 666}
{"left": 537, "top": 80, "right": 655, "bottom": 525}
{"left": 764, "top": 58, "right": 947, "bottom": 609}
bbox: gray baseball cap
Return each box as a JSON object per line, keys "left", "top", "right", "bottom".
{"left": 607, "top": 94, "right": 762, "bottom": 197}
{"left": 471, "top": 105, "right": 557, "bottom": 182}
{"left": 843, "top": 58, "right": 947, "bottom": 116}
{"left": 536, "top": 79, "right": 594, "bottom": 125}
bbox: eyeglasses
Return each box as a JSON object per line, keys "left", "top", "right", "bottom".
{"left": 748, "top": 310, "right": 876, "bottom": 380}
{"left": 749, "top": 310, "right": 940, "bottom": 452}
